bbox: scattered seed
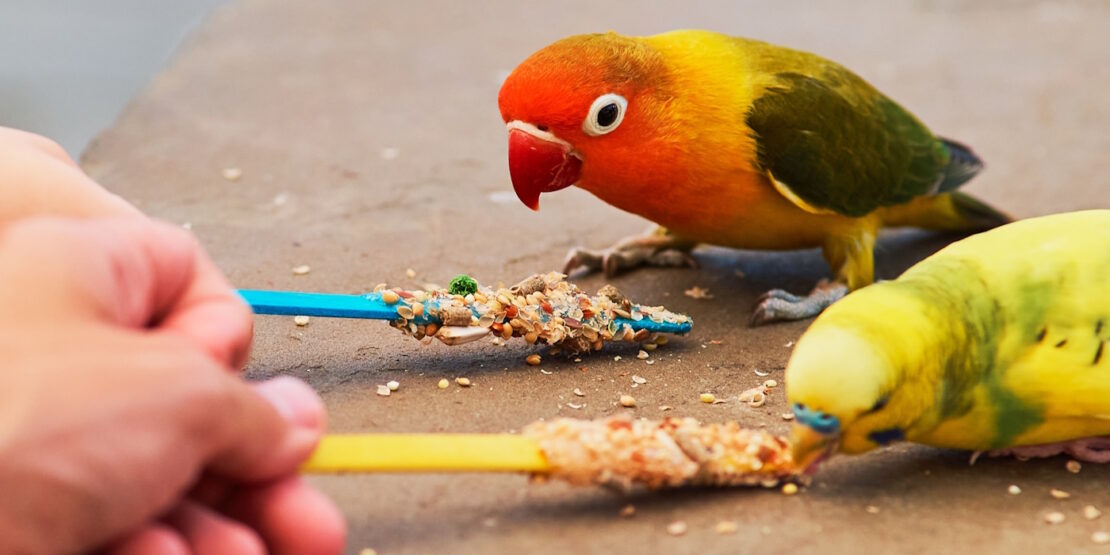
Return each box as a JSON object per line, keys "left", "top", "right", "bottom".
{"left": 1044, "top": 511, "right": 1066, "bottom": 524}
{"left": 292, "top": 264, "right": 311, "bottom": 275}
{"left": 700, "top": 393, "right": 716, "bottom": 404}
{"left": 396, "top": 305, "right": 415, "bottom": 319}
{"left": 526, "top": 354, "right": 542, "bottom": 366}
{"left": 1008, "top": 485, "right": 1022, "bottom": 495}
{"left": 763, "top": 379, "right": 778, "bottom": 388}
{"left": 360, "top": 549, "right": 378, "bottom": 555}
{"left": 293, "top": 315, "right": 310, "bottom": 326}
{"left": 221, "top": 167, "right": 243, "bottom": 181}
{"left": 387, "top": 380, "right": 400, "bottom": 391}
{"left": 614, "top": 356, "right": 622, "bottom": 362}
{"left": 659, "top": 405, "right": 673, "bottom": 412}
{"left": 782, "top": 483, "right": 799, "bottom": 495}
{"left": 619, "top": 504, "right": 636, "bottom": 518}
{"left": 376, "top": 385, "right": 391, "bottom": 397}
{"left": 684, "top": 286, "right": 713, "bottom": 300}
{"left": 865, "top": 506, "right": 880, "bottom": 514}
{"left": 540, "top": 369, "right": 553, "bottom": 375}
{"left": 782, "top": 413, "right": 795, "bottom": 421}
{"left": 654, "top": 336, "right": 668, "bottom": 346}
{"left": 645, "top": 360, "right": 655, "bottom": 365}
{"left": 715, "top": 520, "right": 739, "bottom": 535}
{"left": 643, "top": 342, "right": 658, "bottom": 352}
{"left": 1093, "top": 532, "right": 1110, "bottom": 545}
{"left": 437, "top": 378, "right": 449, "bottom": 389}
{"left": 1050, "top": 488, "right": 1071, "bottom": 499}
{"left": 637, "top": 350, "right": 649, "bottom": 360}
{"left": 381, "top": 290, "right": 400, "bottom": 304}
{"left": 785, "top": 341, "right": 795, "bottom": 348}
{"left": 573, "top": 388, "right": 585, "bottom": 397}
{"left": 619, "top": 395, "right": 636, "bottom": 408}
{"left": 1087, "top": 505, "right": 1103, "bottom": 520}
{"left": 754, "top": 369, "right": 770, "bottom": 377}
{"left": 406, "top": 268, "right": 416, "bottom": 278}
{"left": 1067, "top": 460, "right": 1082, "bottom": 474}
{"left": 666, "top": 520, "right": 688, "bottom": 536}
{"left": 456, "top": 377, "right": 472, "bottom": 387}
{"left": 632, "top": 375, "right": 647, "bottom": 385}
{"left": 567, "top": 402, "right": 583, "bottom": 410}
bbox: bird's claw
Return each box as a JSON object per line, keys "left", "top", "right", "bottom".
{"left": 750, "top": 280, "right": 848, "bottom": 326}
{"left": 987, "top": 436, "right": 1110, "bottom": 464}
{"left": 563, "top": 246, "right": 698, "bottom": 278}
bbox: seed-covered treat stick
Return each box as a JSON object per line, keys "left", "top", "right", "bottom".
{"left": 302, "top": 415, "right": 797, "bottom": 490}
{"left": 240, "top": 272, "right": 692, "bottom": 354}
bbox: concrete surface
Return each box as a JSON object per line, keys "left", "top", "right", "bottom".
{"left": 0, "top": 0, "right": 225, "bottom": 155}
{"left": 80, "top": 1, "right": 1110, "bottom": 553}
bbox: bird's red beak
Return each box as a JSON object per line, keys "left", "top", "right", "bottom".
{"left": 506, "top": 122, "right": 581, "bottom": 211}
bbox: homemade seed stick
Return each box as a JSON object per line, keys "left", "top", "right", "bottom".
{"left": 303, "top": 415, "right": 797, "bottom": 490}
{"left": 241, "top": 272, "right": 692, "bottom": 354}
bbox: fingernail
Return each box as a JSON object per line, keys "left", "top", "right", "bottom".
{"left": 255, "top": 376, "right": 324, "bottom": 430}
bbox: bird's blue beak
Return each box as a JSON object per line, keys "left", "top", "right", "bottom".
{"left": 790, "top": 403, "right": 840, "bottom": 473}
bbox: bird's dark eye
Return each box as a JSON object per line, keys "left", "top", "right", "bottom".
{"left": 870, "top": 396, "right": 889, "bottom": 412}
{"left": 597, "top": 103, "right": 619, "bottom": 127}
{"left": 582, "top": 93, "right": 627, "bottom": 136}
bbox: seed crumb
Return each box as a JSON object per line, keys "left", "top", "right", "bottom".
{"left": 754, "top": 368, "right": 770, "bottom": 377}
{"left": 659, "top": 405, "right": 673, "bottom": 412}
{"left": 684, "top": 286, "right": 713, "bottom": 300}
{"left": 1008, "top": 485, "right": 1022, "bottom": 495}
{"left": 567, "top": 402, "right": 583, "bottom": 410}
{"left": 1067, "top": 460, "right": 1082, "bottom": 474}
{"left": 619, "top": 395, "right": 636, "bottom": 408}
{"left": 292, "top": 264, "right": 311, "bottom": 275}
{"left": 715, "top": 520, "right": 738, "bottom": 535}
{"left": 381, "top": 290, "right": 400, "bottom": 304}
{"left": 1094, "top": 531, "right": 1110, "bottom": 545}
{"left": 645, "top": 360, "right": 655, "bottom": 365}
{"left": 700, "top": 393, "right": 716, "bottom": 404}
{"left": 573, "top": 388, "right": 585, "bottom": 397}
{"left": 763, "top": 379, "right": 778, "bottom": 388}
{"left": 386, "top": 380, "right": 400, "bottom": 391}
{"left": 865, "top": 505, "right": 880, "bottom": 514}
{"left": 437, "top": 378, "right": 449, "bottom": 389}
{"left": 632, "top": 375, "right": 647, "bottom": 385}
{"left": 666, "top": 520, "right": 688, "bottom": 536}
{"left": 619, "top": 504, "right": 636, "bottom": 518}
{"left": 221, "top": 167, "right": 243, "bottom": 181}
{"left": 359, "top": 549, "right": 378, "bottom": 555}
{"left": 1044, "top": 511, "right": 1066, "bottom": 525}
{"left": 637, "top": 350, "right": 649, "bottom": 360}
{"left": 293, "top": 315, "right": 310, "bottom": 326}
{"left": 782, "top": 413, "right": 795, "bottom": 421}
{"left": 1085, "top": 505, "right": 1103, "bottom": 520}
{"left": 375, "top": 385, "right": 391, "bottom": 397}
{"left": 1050, "top": 488, "right": 1071, "bottom": 499}
{"left": 614, "top": 356, "right": 622, "bottom": 362}
{"left": 782, "top": 483, "right": 799, "bottom": 495}
{"left": 456, "top": 377, "right": 472, "bottom": 387}
{"left": 405, "top": 268, "right": 416, "bottom": 278}
{"left": 526, "top": 354, "right": 542, "bottom": 366}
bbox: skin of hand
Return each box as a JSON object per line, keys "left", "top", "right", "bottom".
{"left": 0, "top": 218, "right": 347, "bottom": 553}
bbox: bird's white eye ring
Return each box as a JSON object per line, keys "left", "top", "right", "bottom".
{"left": 582, "top": 93, "right": 627, "bottom": 136}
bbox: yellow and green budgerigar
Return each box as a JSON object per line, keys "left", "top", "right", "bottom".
{"left": 498, "top": 30, "right": 1010, "bottom": 324}
{"left": 787, "top": 210, "right": 1110, "bottom": 472}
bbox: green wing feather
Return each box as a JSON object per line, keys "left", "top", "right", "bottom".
{"left": 745, "top": 58, "right": 974, "bottom": 217}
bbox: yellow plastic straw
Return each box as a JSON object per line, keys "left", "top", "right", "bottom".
{"left": 302, "top": 433, "right": 550, "bottom": 473}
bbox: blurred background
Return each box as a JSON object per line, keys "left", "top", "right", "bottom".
{"left": 0, "top": 0, "right": 225, "bottom": 155}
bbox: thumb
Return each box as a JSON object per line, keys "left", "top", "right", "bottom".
{"left": 196, "top": 376, "right": 327, "bottom": 482}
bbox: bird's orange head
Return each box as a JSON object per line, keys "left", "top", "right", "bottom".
{"left": 498, "top": 33, "right": 677, "bottom": 210}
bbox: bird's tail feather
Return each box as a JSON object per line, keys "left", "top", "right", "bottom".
{"left": 880, "top": 192, "right": 1012, "bottom": 232}
{"left": 938, "top": 137, "right": 984, "bottom": 192}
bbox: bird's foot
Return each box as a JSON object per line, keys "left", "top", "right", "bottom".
{"left": 984, "top": 436, "right": 1110, "bottom": 464}
{"left": 563, "top": 229, "right": 698, "bottom": 278}
{"left": 749, "top": 280, "right": 848, "bottom": 326}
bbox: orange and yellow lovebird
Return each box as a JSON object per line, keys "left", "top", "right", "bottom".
{"left": 498, "top": 30, "right": 1010, "bottom": 324}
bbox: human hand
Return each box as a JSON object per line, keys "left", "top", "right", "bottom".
{"left": 0, "top": 218, "right": 345, "bottom": 555}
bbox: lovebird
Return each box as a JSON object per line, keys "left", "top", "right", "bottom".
{"left": 787, "top": 210, "right": 1110, "bottom": 472}
{"left": 498, "top": 30, "right": 1010, "bottom": 324}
